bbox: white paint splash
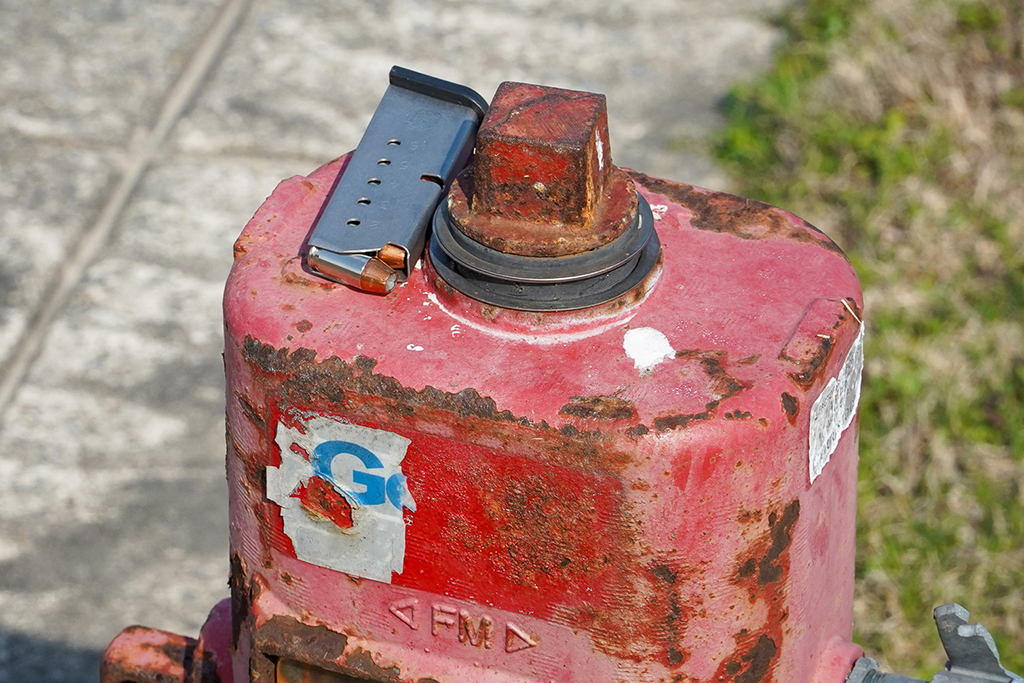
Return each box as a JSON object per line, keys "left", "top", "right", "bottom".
{"left": 650, "top": 204, "right": 668, "bottom": 220}
{"left": 623, "top": 328, "right": 675, "bottom": 373}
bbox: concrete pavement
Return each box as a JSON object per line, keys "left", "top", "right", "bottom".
{"left": 0, "top": 1, "right": 785, "bottom": 679}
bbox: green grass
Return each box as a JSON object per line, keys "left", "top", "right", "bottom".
{"left": 716, "top": 0, "right": 1024, "bottom": 675}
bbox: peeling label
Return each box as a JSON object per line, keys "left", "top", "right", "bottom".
{"left": 808, "top": 324, "right": 864, "bottom": 483}
{"left": 267, "top": 415, "right": 415, "bottom": 583}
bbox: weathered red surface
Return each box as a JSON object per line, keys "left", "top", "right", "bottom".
{"left": 220, "top": 149, "right": 864, "bottom": 683}
{"left": 100, "top": 624, "right": 220, "bottom": 683}
{"left": 448, "top": 81, "right": 637, "bottom": 256}
{"left": 199, "top": 599, "right": 235, "bottom": 683}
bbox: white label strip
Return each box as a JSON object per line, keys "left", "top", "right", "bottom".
{"left": 267, "top": 416, "right": 415, "bottom": 583}
{"left": 808, "top": 324, "right": 865, "bottom": 483}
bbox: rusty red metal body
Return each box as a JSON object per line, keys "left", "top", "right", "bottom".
{"left": 102, "top": 78, "right": 866, "bottom": 683}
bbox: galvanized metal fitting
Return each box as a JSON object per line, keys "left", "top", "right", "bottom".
{"left": 847, "top": 605, "right": 1022, "bottom": 683}
{"left": 430, "top": 81, "right": 660, "bottom": 311}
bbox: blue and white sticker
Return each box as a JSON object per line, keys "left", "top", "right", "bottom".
{"left": 266, "top": 416, "right": 415, "bottom": 583}
{"left": 808, "top": 324, "right": 865, "bottom": 483}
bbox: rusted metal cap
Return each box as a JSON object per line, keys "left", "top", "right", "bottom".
{"left": 447, "top": 81, "right": 638, "bottom": 257}
{"left": 430, "top": 81, "right": 659, "bottom": 312}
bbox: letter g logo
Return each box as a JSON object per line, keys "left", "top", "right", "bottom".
{"left": 311, "top": 440, "right": 408, "bottom": 509}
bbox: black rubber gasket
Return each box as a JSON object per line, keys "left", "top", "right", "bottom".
{"left": 429, "top": 196, "right": 660, "bottom": 311}
{"left": 432, "top": 196, "right": 652, "bottom": 283}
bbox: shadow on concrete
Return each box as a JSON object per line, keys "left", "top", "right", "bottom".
{"left": 0, "top": 629, "right": 102, "bottom": 683}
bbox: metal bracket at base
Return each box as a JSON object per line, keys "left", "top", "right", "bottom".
{"left": 848, "top": 604, "right": 1022, "bottom": 683}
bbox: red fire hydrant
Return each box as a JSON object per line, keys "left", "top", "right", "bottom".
{"left": 102, "top": 67, "right": 868, "bottom": 683}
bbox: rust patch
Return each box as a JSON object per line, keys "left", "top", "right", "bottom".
{"left": 229, "top": 552, "right": 249, "bottom": 648}
{"left": 732, "top": 634, "right": 779, "bottom": 683}
{"left": 241, "top": 336, "right": 640, "bottom": 475}
{"left": 294, "top": 319, "right": 312, "bottom": 332}
{"left": 252, "top": 616, "right": 349, "bottom": 675}
{"left": 655, "top": 412, "right": 711, "bottom": 432}
{"left": 674, "top": 350, "right": 750, "bottom": 402}
{"left": 627, "top": 171, "right": 846, "bottom": 257}
{"left": 712, "top": 376, "right": 748, "bottom": 401}
{"left": 345, "top": 648, "right": 401, "bottom": 682}
{"left": 230, "top": 415, "right": 280, "bottom": 558}
{"left": 724, "top": 410, "right": 753, "bottom": 420}
{"left": 711, "top": 499, "right": 801, "bottom": 683}
{"left": 237, "top": 392, "right": 266, "bottom": 430}
{"left": 99, "top": 627, "right": 204, "bottom": 683}
{"left": 781, "top": 336, "right": 834, "bottom": 388}
{"left": 560, "top": 395, "right": 637, "bottom": 420}
{"left": 157, "top": 638, "right": 188, "bottom": 670}
{"left": 229, "top": 430, "right": 260, "bottom": 491}
{"left": 440, "top": 466, "right": 616, "bottom": 588}
{"left": 780, "top": 298, "right": 860, "bottom": 389}
{"left": 627, "top": 423, "right": 650, "bottom": 437}
{"left": 649, "top": 562, "right": 696, "bottom": 669}
{"left": 653, "top": 350, "right": 753, "bottom": 432}
{"left": 757, "top": 501, "right": 800, "bottom": 586}
{"left": 229, "top": 430, "right": 284, "bottom": 572}
{"left": 652, "top": 564, "right": 679, "bottom": 584}
{"left": 450, "top": 83, "right": 637, "bottom": 257}
{"left": 244, "top": 336, "right": 517, "bottom": 423}
{"left": 280, "top": 262, "right": 335, "bottom": 291}
{"left": 451, "top": 165, "right": 638, "bottom": 257}
{"left": 781, "top": 393, "right": 799, "bottom": 425}
{"left": 738, "top": 508, "right": 763, "bottom": 524}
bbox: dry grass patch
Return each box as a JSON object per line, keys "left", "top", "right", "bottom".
{"left": 717, "top": 0, "right": 1024, "bottom": 675}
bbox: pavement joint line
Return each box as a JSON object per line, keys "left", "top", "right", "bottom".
{"left": 0, "top": 0, "right": 250, "bottom": 419}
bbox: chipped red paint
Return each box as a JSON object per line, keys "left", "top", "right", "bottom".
{"left": 212, "top": 141, "right": 866, "bottom": 683}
